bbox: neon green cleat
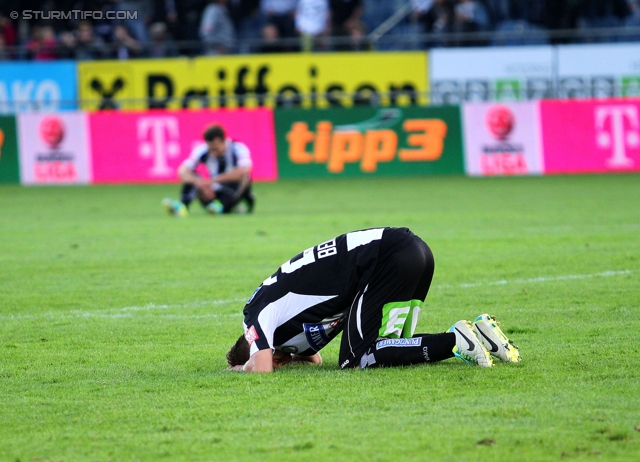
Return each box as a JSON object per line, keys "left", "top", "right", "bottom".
{"left": 449, "top": 320, "right": 494, "bottom": 367}
{"left": 473, "top": 314, "right": 521, "bottom": 363}
{"left": 162, "top": 198, "right": 188, "bottom": 217}
{"left": 205, "top": 200, "right": 224, "bottom": 215}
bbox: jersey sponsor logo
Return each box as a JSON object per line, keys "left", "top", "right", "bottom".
{"left": 245, "top": 325, "right": 259, "bottom": 345}
{"left": 304, "top": 323, "right": 331, "bottom": 351}
{"left": 375, "top": 337, "right": 422, "bottom": 350}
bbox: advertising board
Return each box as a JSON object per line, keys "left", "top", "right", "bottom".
{"left": 17, "top": 112, "right": 92, "bottom": 184}
{"left": 275, "top": 106, "right": 464, "bottom": 178}
{"left": 89, "top": 108, "right": 277, "bottom": 183}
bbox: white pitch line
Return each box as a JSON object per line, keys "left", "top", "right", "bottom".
{"left": 1, "top": 270, "right": 634, "bottom": 320}
{"left": 434, "top": 269, "right": 634, "bottom": 290}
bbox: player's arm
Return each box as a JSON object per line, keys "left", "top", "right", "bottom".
{"left": 210, "top": 165, "right": 251, "bottom": 184}
{"left": 292, "top": 352, "right": 322, "bottom": 365}
{"left": 243, "top": 349, "right": 274, "bottom": 373}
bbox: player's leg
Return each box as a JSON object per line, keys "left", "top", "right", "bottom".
{"left": 162, "top": 183, "right": 192, "bottom": 217}
{"left": 211, "top": 181, "right": 254, "bottom": 214}
{"left": 339, "top": 232, "right": 457, "bottom": 369}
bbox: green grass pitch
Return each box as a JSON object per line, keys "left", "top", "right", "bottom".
{"left": 1, "top": 174, "right": 639, "bottom": 461}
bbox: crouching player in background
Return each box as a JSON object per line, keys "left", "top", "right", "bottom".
{"left": 163, "top": 124, "right": 255, "bottom": 217}
{"left": 227, "top": 227, "right": 521, "bottom": 373}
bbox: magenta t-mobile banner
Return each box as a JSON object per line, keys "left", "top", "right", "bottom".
{"left": 540, "top": 99, "right": 640, "bottom": 174}
{"left": 89, "top": 108, "right": 277, "bottom": 183}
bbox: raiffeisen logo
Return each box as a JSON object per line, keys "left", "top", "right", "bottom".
{"left": 39, "top": 115, "right": 65, "bottom": 149}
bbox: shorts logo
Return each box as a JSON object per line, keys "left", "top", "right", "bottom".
{"left": 375, "top": 338, "right": 422, "bottom": 350}
{"left": 304, "top": 323, "right": 331, "bottom": 351}
{"left": 245, "top": 325, "right": 259, "bottom": 345}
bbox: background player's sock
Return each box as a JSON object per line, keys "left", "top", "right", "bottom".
{"left": 360, "top": 332, "right": 455, "bottom": 368}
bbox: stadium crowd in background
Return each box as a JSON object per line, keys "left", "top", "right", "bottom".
{"left": 0, "top": 0, "right": 638, "bottom": 60}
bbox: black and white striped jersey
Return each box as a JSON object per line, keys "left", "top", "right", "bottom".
{"left": 181, "top": 138, "right": 251, "bottom": 188}
{"left": 242, "top": 228, "right": 413, "bottom": 357}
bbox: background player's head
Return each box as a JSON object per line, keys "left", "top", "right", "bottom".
{"left": 226, "top": 334, "right": 250, "bottom": 367}
{"left": 203, "top": 124, "right": 226, "bottom": 157}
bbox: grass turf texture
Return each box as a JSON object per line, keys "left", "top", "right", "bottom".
{"left": 1, "top": 174, "right": 639, "bottom": 462}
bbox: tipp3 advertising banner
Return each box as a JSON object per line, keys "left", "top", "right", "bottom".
{"left": 275, "top": 106, "right": 464, "bottom": 178}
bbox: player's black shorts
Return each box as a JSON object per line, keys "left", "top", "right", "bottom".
{"left": 338, "top": 228, "right": 434, "bottom": 369}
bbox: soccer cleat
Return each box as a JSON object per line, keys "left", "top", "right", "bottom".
{"left": 162, "top": 198, "right": 188, "bottom": 217}
{"left": 205, "top": 200, "right": 224, "bottom": 215}
{"left": 473, "top": 314, "right": 521, "bottom": 363}
{"left": 449, "top": 320, "right": 494, "bottom": 367}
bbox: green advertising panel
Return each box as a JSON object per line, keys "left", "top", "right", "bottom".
{"left": 275, "top": 106, "right": 464, "bottom": 179}
{"left": 0, "top": 116, "right": 20, "bottom": 183}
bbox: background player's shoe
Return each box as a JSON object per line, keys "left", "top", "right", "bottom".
{"left": 162, "top": 198, "right": 188, "bottom": 217}
{"left": 473, "top": 314, "right": 521, "bottom": 363}
{"left": 205, "top": 200, "right": 224, "bottom": 215}
{"left": 449, "top": 320, "right": 494, "bottom": 367}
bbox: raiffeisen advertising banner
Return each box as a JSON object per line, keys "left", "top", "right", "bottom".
{"left": 541, "top": 99, "right": 640, "bottom": 174}
{"left": 88, "top": 108, "right": 277, "bottom": 183}
{"left": 275, "top": 106, "right": 464, "bottom": 178}
{"left": 557, "top": 43, "right": 640, "bottom": 99}
{"left": 462, "top": 101, "right": 543, "bottom": 176}
{"left": 17, "top": 112, "right": 91, "bottom": 185}
{"left": 78, "top": 52, "right": 428, "bottom": 111}
{"left": 0, "top": 61, "right": 77, "bottom": 114}
{"left": 430, "top": 46, "right": 554, "bottom": 104}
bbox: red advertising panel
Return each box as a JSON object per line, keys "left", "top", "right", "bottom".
{"left": 463, "top": 101, "right": 543, "bottom": 176}
{"left": 17, "top": 112, "right": 92, "bottom": 185}
{"left": 541, "top": 99, "right": 640, "bottom": 174}
{"left": 89, "top": 108, "right": 277, "bottom": 183}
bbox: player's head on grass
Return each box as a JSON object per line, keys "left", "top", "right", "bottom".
{"left": 226, "top": 334, "right": 250, "bottom": 367}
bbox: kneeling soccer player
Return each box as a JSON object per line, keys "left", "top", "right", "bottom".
{"left": 226, "top": 227, "right": 521, "bottom": 373}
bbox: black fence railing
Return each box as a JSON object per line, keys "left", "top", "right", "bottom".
{"left": 3, "top": 25, "right": 640, "bottom": 60}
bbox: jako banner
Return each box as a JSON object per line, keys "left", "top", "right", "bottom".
{"left": 0, "top": 116, "right": 20, "bottom": 183}
{"left": 78, "top": 52, "right": 427, "bottom": 111}
{"left": 89, "top": 108, "right": 277, "bottom": 183}
{"left": 0, "top": 61, "right": 77, "bottom": 114}
{"left": 275, "top": 106, "right": 464, "bottom": 178}
{"left": 463, "top": 101, "right": 543, "bottom": 176}
{"left": 541, "top": 99, "right": 640, "bottom": 174}
{"left": 17, "top": 112, "right": 92, "bottom": 185}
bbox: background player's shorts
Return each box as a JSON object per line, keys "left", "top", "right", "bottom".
{"left": 338, "top": 228, "right": 434, "bottom": 369}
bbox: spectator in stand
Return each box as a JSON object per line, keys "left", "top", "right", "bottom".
{"left": 575, "top": 0, "right": 631, "bottom": 41}
{"left": 147, "top": 21, "right": 180, "bottom": 57}
{"left": 413, "top": 0, "right": 454, "bottom": 48}
{"left": 0, "top": 34, "right": 8, "bottom": 61}
{"left": 114, "top": 0, "right": 152, "bottom": 43}
{"left": 260, "top": 21, "right": 285, "bottom": 52}
{"left": 228, "top": 0, "right": 264, "bottom": 54}
{"left": 75, "top": 20, "right": 108, "bottom": 60}
{"left": 151, "top": 0, "right": 181, "bottom": 40}
{"left": 260, "top": 0, "right": 297, "bottom": 49}
{"left": 57, "top": 30, "right": 77, "bottom": 59}
{"left": 453, "top": 0, "right": 490, "bottom": 45}
{"left": 200, "top": 0, "right": 236, "bottom": 54}
{"left": 0, "top": 13, "right": 17, "bottom": 51}
{"left": 27, "top": 25, "right": 58, "bottom": 60}
{"left": 329, "top": 0, "right": 364, "bottom": 50}
{"left": 295, "top": 0, "right": 329, "bottom": 51}
{"left": 112, "top": 24, "right": 143, "bottom": 59}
